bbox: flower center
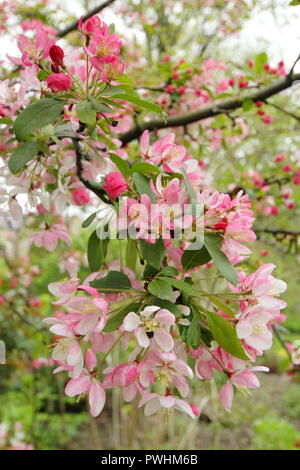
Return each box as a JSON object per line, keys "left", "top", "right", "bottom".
{"left": 144, "top": 318, "right": 159, "bottom": 332}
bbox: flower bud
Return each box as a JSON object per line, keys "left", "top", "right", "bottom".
{"left": 49, "top": 45, "right": 64, "bottom": 65}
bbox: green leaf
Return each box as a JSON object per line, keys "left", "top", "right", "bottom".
{"left": 181, "top": 246, "right": 211, "bottom": 271}
{"left": 152, "top": 298, "right": 181, "bottom": 316}
{"left": 207, "top": 311, "right": 249, "bottom": 360}
{"left": 88, "top": 94, "right": 112, "bottom": 113}
{"left": 91, "top": 270, "right": 132, "bottom": 292}
{"left": 126, "top": 238, "right": 137, "bottom": 271}
{"left": 132, "top": 173, "right": 156, "bottom": 202}
{"left": 147, "top": 278, "right": 173, "bottom": 300}
{"left": 82, "top": 212, "right": 97, "bottom": 228}
{"left": 110, "top": 93, "right": 163, "bottom": 115}
{"left": 55, "top": 123, "right": 77, "bottom": 138}
{"left": 204, "top": 233, "right": 238, "bottom": 286}
{"left": 116, "top": 74, "right": 137, "bottom": 87}
{"left": 110, "top": 153, "right": 130, "bottom": 178}
{"left": 140, "top": 238, "right": 166, "bottom": 270}
{"left": 76, "top": 100, "right": 96, "bottom": 125}
{"left": 255, "top": 52, "right": 268, "bottom": 74}
{"left": 13, "top": 98, "right": 65, "bottom": 141}
{"left": 37, "top": 69, "right": 48, "bottom": 81}
{"left": 158, "top": 266, "right": 179, "bottom": 277}
{"left": 104, "top": 303, "right": 140, "bottom": 333}
{"left": 160, "top": 277, "right": 200, "bottom": 296}
{"left": 289, "top": 0, "right": 300, "bottom": 5}
{"left": 181, "top": 167, "right": 197, "bottom": 204}
{"left": 131, "top": 162, "right": 160, "bottom": 175}
{"left": 242, "top": 99, "right": 254, "bottom": 112}
{"left": 8, "top": 141, "right": 39, "bottom": 174}
{"left": 186, "top": 317, "right": 202, "bottom": 349}
{"left": 199, "top": 323, "right": 214, "bottom": 348}
{"left": 207, "top": 295, "right": 236, "bottom": 317}
{"left": 87, "top": 230, "right": 109, "bottom": 272}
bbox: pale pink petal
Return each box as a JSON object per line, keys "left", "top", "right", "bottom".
{"left": 123, "top": 312, "right": 142, "bottom": 331}
{"left": 65, "top": 375, "right": 91, "bottom": 397}
{"left": 89, "top": 381, "right": 106, "bottom": 417}
{"left": 154, "top": 329, "right": 174, "bottom": 352}
{"left": 219, "top": 381, "right": 233, "bottom": 412}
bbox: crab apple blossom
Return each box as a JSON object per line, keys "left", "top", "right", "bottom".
{"left": 47, "top": 73, "right": 72, "bottom": 93}
{"left": 30, "top": 224, "right": 71, "bottom": 251}
{"left": 49, "top": 45, "right": 65, "bottom": 65}
{"left": 123, "top": 306, "right": 176, "bottom": 352}
{"left": 0, "top": 3, "right": 296, "bottom": 433}
{"left": 103, "top": 171, "right": 128, "bottom": 199}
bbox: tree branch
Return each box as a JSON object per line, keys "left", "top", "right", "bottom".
{"left": 119, "top": 73, "right": 300, "bottom": 146}
{"left": 72, "top": 138, "right": 112, "bottom": 204}
{"left": 255, "top": 228, "right": 300, "bottom": 236}
{"left": 57, "top": 0, "right": 117, "bottom": 37}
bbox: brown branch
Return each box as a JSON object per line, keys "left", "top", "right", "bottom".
{"left": 72, "top": 137, "right": 112, "bottom": 204}
{"left": 119, "top": 73, "right": 300, "bottom": 146}
{"left": 57, "top": 0, "right": 117, "bottom": 37}
{"left": 255, "top": 228, "right": 300, "bottom": 236}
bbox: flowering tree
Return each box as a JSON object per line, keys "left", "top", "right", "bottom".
{"left": 0, "top": 0, "right": 300, "bottom": 433}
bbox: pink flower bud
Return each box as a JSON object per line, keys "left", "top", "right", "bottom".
{"left": 103, "top": 171, "right": 128, "bottom": 199}
{"left": 46, "top": 73, "right": 72, "bottom": 93}
{"left": 49, "top": 45, "right": 64, "bottom": 65}
{"left": 72, "top": 188, "right": 90, "bottom": 206}
{"left": 283, "top": 164, "right": 292, "bottom": 173}
{"left": 275, "top": 154, "right": 285, "bottom": 163}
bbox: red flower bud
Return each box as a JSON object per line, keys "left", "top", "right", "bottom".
{"left": 49, "top": 45, "right": 65, "bottom": 65}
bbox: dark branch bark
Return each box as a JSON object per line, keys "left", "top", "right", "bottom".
{"left": 72, "top": 138, "right": 112, "bottom": 204}
{"left": 57, "top": 0, "right": 117, "bottom": 37}
{"left": 119, "top": 73, "right": 300, "bottom": 146}
{"left": 255, "top": 228, "right": 300, "bottom": 236}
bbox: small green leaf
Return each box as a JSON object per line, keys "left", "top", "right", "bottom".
{"left": 152, "top": 298, "right": 181, "bottom": 316}
{"left": 126, "top": 238, "right": 137, "bottom": 271}
{"left": 76, "top": 100, "right": 96, "bottom": 125}
{"left": 242, "top": 99, "right": 253, "bottom": 112}
{"left": 13, "top": 98, "right": 65, "bottom": 141}
{"left": 110, "top": 93, "right": 163, "bottom": 116}
{"left": 186, "top": 317, "right": 202, "bottom": 349}
{"left": 55, "top": 123, "right": 77, "bottom": 138}
{"left": 204, "top": 233, "right": 238, "bottom": 286}
{"left": 147, "top": 278, "right": 173, "bottom": 300}
{"left": 161, "top": 277, "right": 200, "bottom": 296}
{"left": 255, "top": 52, "right": 268, "bottom": 75}
{"left": 158, "top": 266, "right": 179, "bottom": 277}
{"left": 8, "top": 141, "right": 39, "bottom": 174}
{"left": 131, "top": 162, "right": 160, "bottom": 175}
{"left": 104, "top": 303, "right": 140, "bottom": 333}
{"left": 208, "top": 295, "right": 236, "bottom": 317}
{"left": 110, "top": 153, "right": 131, "bottom": 178}
{"left": 181, "top": 246, "right": 212, "bottom": 271}
{"left": 132, "top": 173, "right": 156, "bottom": 202}
{"left": 37, "top": 69, "right": 48, "bottom": 81}
{"left": 289, "top": 0, "right": 300, "bottom": 5}
{"left": 207, "top": 311, "right": 249, "bottom": 360}
{"left": 87, "top": 230, "right": 109, "bottom": 272}
{"left": 91, "top": 270, "right": 132, "bottom": 292}
{"left": 82, "top": 212, "right": 98, "bottom": 228}
{"left": 88, "top": 94, "right": 112, "bottom": 113}
{"left": 140, "top": 238, "right": 166, "bottom": 270}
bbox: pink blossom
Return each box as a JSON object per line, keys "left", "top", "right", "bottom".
{"left": 123, "top": 306, "right": 176, "bottom": 352}
{"left": 47, "top": 73, "right": 72, "bottom": 93}
{"left": 72, "top": 187, "right": 90, "bottom": 205}
{"left": 30, "top": 225, "right": 71, "bottom": 251}
{"left": 7, "top": 27, "right": 55, "bottom": 66}
{"left": 103, "top": 171, "right": 128, "bottom": 199}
